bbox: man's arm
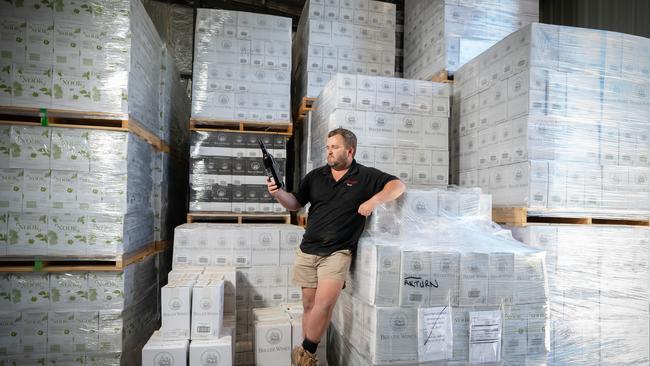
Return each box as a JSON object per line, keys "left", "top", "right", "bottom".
{"left": 358, "top": 179, "right": 406, "bottom": 216}
{"left": 267, "top": 178, "right": 302, "bottom": 211}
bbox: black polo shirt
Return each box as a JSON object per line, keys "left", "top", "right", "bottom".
{"left": 293, "top": 160, "right": 398, "bottom": 256}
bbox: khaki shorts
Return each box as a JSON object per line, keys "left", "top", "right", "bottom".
{"left": 291, "top": 248, "right": 352, "bottom": 288}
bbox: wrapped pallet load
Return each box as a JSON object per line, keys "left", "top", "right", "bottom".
{"left": 306, "top": 74, "right": 450, "bottom": 187}
{"left": 453, "top": 23, "right": 650, "bottom": 216}
{"left": 511, "top": 224, "right": 650, "bottom": 365}
{"left": 404, "top": 0, "right": 538, "bottom": 80}
{"left": 329, "top": 188, "right": 550, "bottom": 365}
{"left": 292, "top": 0, "right": 397, "bottom": 103}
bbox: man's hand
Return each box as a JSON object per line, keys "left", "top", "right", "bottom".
{"left": 266, "top": 177, "right": 280, "bottom": 196}
{"left": 358, "top": 198, "right": 378, "bottom": 217}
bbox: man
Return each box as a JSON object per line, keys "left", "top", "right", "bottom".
{"left": 266, "top": 128, "right": 406, "bottom": 366}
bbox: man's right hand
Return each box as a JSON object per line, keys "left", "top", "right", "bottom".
{"left": 267, "top": 177, "right": 280, "bottom": 196}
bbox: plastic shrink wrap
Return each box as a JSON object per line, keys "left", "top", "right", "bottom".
{"left": 0, "top": 254, "right": 163, "bottom": 365}
{"left": 404, "top": 0, "right": 538, "bottom": 79}
{"left": 306, "top": 74, "right": 450, "bottom": 188}
{"left": 191, "top": 9, "right": 292, "bottom": 122}
{"left": 454, "top": 23, "right": 650, "bottom": 217}
{"left": 142, "top": 0, "right": 194, "bottom": 75}
{"left": 154, "top": 46, "right": 190, "bottom": 241}
{"left": 292, "top": 0, "right": 397, "bottom": 102}
{"left": 0, "top": 126, "right": 157, "bottom": 258}
{"left": 511, "top": 224, "right": 650, "bottom": 365}
{"left": 0, "top": 0, "right": 169, "bottom": 141}
{"left": 189, "top": 131, "right": 287, "bottom": 213}
{"left": 329, "top": 188, "right": 550, "bottom": 365}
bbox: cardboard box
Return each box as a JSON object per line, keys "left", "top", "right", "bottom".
{"left": 142, "top": 337, "right": 189, "bottom": 366}
{"left": 254, "top": 317, "right": 292, "bottom": 366}
{"left": 162, "top": 281, "right": 194, "bottom": 339}
{"left": 192, "top": 280, "right": 225, "bottom": 339}
{"left": 189, "top": 336, "right": 233, "bottom": 366}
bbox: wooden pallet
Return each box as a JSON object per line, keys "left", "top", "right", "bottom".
{"left": 294, "top": 97, "right": 316, "bottom": 124}
{"left": 0, "top": 240, "right": 170, "bottom": 273}
{"left": 0, "top": 106, "right": 170, "bottom": 153}
{"left": 190, "top": 118, "right": 292, "bottom": 136}
{"left": 430, "top": 70, "right": 454, "bottom": 84}
{"left": 493, "top": 207, "right": 650, "bottom": 227}
{"left": 187, "top": 212, "right": 291, "bottom": 224}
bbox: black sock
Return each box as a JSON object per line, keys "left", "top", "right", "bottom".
{"left": 302, "top": 337, "right": 318, "bottom": 354}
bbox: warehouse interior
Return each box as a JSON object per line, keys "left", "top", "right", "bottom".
{"left": 0, "top": 0, "right": 649, "bottom": 365}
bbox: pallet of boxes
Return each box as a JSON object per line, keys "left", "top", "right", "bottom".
{"left": 453, "top": 23, "right": 650, "bottom": 364}
{"left": 142, "top": 8, "right": 324, "bottom": 366}
{"left": 187, "top": 8, "right": 293, "bottom": 222}
{"left": 0, "top": 0, "right": 190, "bottom": 364}
{"left": 328, "top": 188, "right": 550, "bottom": 365}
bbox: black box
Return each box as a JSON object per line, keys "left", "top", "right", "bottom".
{"left": 231, "top": 184, "right": 246, "bottom": 203}
{"left": 232, "top": 157, "right": 247, "bottom": 176}
{"left": 246, "top": 157, "right": 265, "bottom": 176}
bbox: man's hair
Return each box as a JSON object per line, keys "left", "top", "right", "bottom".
{"left": 328, "top": 128, "right": 357, "bottom": 151}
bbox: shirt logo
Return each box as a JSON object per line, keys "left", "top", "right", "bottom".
{"left": 345, "top": 179, "right": 358, "bottom": 187}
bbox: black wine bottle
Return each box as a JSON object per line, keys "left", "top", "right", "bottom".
{"left": 259, "top": 138, "right": 284, "bottom": 189}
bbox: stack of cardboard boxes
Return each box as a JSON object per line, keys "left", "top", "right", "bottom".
{"left": 511, "top": 224, "right": 650, "bottom": 364}
{"left": 189, "top": 131, "right": 287, "bottom": 213}
{"left": 0, "top": 0, "right": 189, "bottom": 364}
{"left": 453, "top": 23, "right": 650, "bottom": 214}
{"left": 328, "top": 188, "right": 550, "bottom": 365}
{"left": 0, "top": 255, "right": 162, "bottom": 365}
{"left": 143, "top": 267, "right": 237, "bottom": 366}
{"left": 292, "top": 0, "right": 397, "bottom": 103}
{"left": 169, "top": 223, "right": 306, "bottom": 365}
{"left": 306, "top": 74, "right": 450, "bottom": 186}
{"left": 0, "top": 0, "right": 177, "bottom": 143}
{"left": 404, "top": 0, "right": 538, "bottom": 80}
{"left": 191, "top": 9, "right": 292, "bottom": 123}
{"left": 453, "top": 22, "right": 650, "bottom": 364}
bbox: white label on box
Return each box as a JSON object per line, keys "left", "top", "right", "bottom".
{"left": 469, "top": 310, "right": 501, "bottom": 364}
{"left": 418, "top": 306, "right": 452, "bottom": 362}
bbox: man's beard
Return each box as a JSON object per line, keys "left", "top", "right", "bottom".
{"left": 327, "top": 155, "right": 347, "bottom": 169}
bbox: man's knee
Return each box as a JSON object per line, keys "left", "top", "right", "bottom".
{"left": 303, "top": 298, "right": 315, "bottom": 312}
{"left": 302, "top": 288, "right": 316, "bottom": 311}
{"left": 312, "top": 298, "right": 337, "bottom": 314}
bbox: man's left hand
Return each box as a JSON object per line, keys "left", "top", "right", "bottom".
{"left": 358, "top": 198, "right": 378, "bottom": 217}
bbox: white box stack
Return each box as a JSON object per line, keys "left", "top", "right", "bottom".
{"left": 0, "top": 126, "right": 160, "bottom": 258}
{"left": 0, "top": 255, "right": 162, "bottom": 364}
{"left": 329, "top": 188, "right": 550, "bottom": 365}
{"left": 0, "top": 0, "right": 173, "bottom": 142}
{"left": 453, "top": 23, "right": 650, "bottom": 215}
{"left": 171, "top": 223, "right": 305, "bottom": 365}
{"left": 189, "top": 131, "right": 287, "bottom": 213}
{"left": 292, "top": 0, "right": 396, "bottom": 102}
{"left": 511, "top": 224, "right": 650, "bottom": 365}
{"left": 251, "top": 305, "right": 328, "bottom": 366}
{"left": 191, "top": 9, "right": 292, "bottom": 123}
{"left": 404, "top": 0, "right": 538, "bottom": 80}
{"left": 308, "top": 74, "right": 450, "bottom": 187}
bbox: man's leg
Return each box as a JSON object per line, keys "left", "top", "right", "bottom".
{"left": 301, "top": 287, "right": 317, "bottom": 338}
{"left": 304, "top": 278, "right": 344, "bottom": 342}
